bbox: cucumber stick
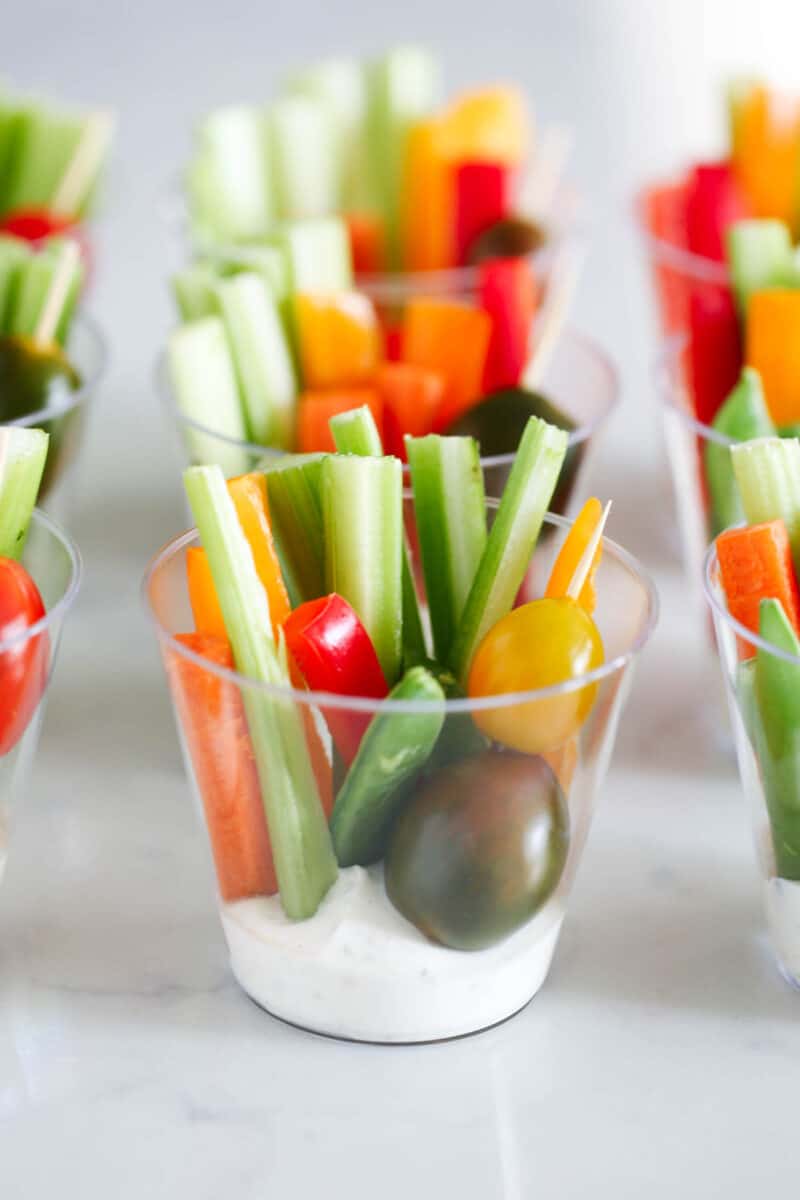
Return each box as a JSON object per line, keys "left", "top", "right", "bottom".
{"left": 450, "top": 416, "right": 568, "bottom": 682}
{"left": 9, "top": 239, "right": 83, "bottom": 344}
{"left": 279, "top": 216, "right": 353, "bottom": 292}
{"left": 726, "top": 220, "right": 792, "bottom": 314}
{"left": 330, "top": 406, "right": 427, "bottom": 667}
{"left": 264, "top": 455, "right": 326, "bottom": 606}
{"left": 184, "top": 465, "right": 337, "bottom": 919}
{"left": 731, "top": 436, "right": 800, "bottom": 570}
{"left": 269, "top": 94, "right": 340, "bottom": 219}
{"left": 755, "top": 599, "right": 800, "bottom": 880}
{"left": 167, "top": 318, "right": 250, "bottom": 478}
{"left": 406, "top": 434, "right": 487, "bottom": 662}
{"left": 330, "top": 666, "right": 445, "bottom": 866}
{"left": 0, "top": 426, "right": 49, "bottom": 559}
{"left": 216, "top": 272, "right": 297, "bottom": 448}
{"left": 0, "top": 235, "right": 29, "bottom": 330}
{"left": 172, "top": 263, "right": 221, "bottom": 322}
{"left": 323, "top": 453, "right": 403, "bottom": 683}
{"left": 195, "top": 106, "right": 272, "bottom": 241}
{"left": 706, "top": 368, "right": 775, "bottom": 536}
{"left": 5, "top": 106, "right": 84, "bottom": 212}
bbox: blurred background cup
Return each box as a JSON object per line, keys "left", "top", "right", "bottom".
{"left": 0, "top": 509, "right": 81, "bottom": 894}
{"left": 143, "top": 504, "right": 658, "bottom": 1042}
{"left": 5, "top": 313, "right": 107, "bottom": 524}
{"left": 705, "top": 539, "right": 800, "bottom": 990}
{"left": 157, "top": 323, "right": 618, "bottom": 516}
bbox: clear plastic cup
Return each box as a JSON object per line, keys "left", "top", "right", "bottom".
{"left": 704, "top": 541, "right": 800, "bottom": 990}
{"left": 4, "top": 313, "right": 107, "bottom": 522}
{"left": 157, "top": 324, "right": 618, "bottom": 516}
{"left": 0, "top": 509, "right": 82, "bottom": 892}
{"left": 143, "top": 503, "right": 657, "bottom": 1042}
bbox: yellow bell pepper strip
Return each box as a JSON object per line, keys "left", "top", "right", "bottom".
{"left": 399, "top": 119, "right": 454, "bottom": 272}
{"left": 438, "top": 86, "right": 530, "bottom": 165}
{"left": 545, "top": 497, "right": 604, "bottom": 613}
{"left": 402, "top": 299, "right": 491, "bottom": 431}
{"left": 295, "top": 291, "right": 381, "bottom": 389}
{"left": 746, "top": 289, "right": 800, "bottom": 425}
{"left": 186, "top": 546, "right": 227, "bottom": 638}
{"left": 227, "top": 473, "right": 292, "bottom": 634}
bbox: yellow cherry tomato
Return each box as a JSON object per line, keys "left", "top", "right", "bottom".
{"left": 467, "top": 598, "right": 604, "bottom": 754}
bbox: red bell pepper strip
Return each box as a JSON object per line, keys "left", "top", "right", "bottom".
{"left": 454, "top": 161, "right": 513, "bottom": 265}
{"left": 478, "top": 256, "right": 538, "bottom": 391}
{"left": 688, "top": 281, "right": 743, "bottom": 425}
{"left": 0, "top": 558, "right": 49, "bottom": 757}
{"left": 344, "top": 212, "right": 386, "bottom": 276}
{"left": 640, "top": 179, "right": 690, "bottom": 335}
{"left": 685, "top": 161, "right": 749, "bottom": 262}
{"left": 284, "top": 593, "right": 388, "bottom": 765}
{"left": 0, "top": 208, "right": 74, "bottom": 243}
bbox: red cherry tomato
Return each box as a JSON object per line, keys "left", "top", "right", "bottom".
{"left": 0, "top": 207, "right": 74, "bottom": 243}
{"left": 0, "top": 558, "right": 49, "bottom": 757}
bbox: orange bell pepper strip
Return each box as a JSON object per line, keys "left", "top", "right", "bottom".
{"left": 400, "top": 119, "right": 454, "bottom": 272}
{"left": 167, "top": 633, "right": 278, "bottom": 901}
{"left": 186, "top": 546, "right": 227, "bottom": 638}
{"left": 402, "top": 299, "right": 492, "bottom": 431}
{"left": 295, "top": 292, "right": 381, "bottom": 389}
{"left": 732, "top": 85, "right": 800, "bottom": 231}
{"left": 716, "top": 519, "right": 800, "bottom": 659}
{"left": 226, "top": 473, "right": 291, "bottom": 633}
{"left": 297, "top": 387, "right": 383, "bottom": 453}
{"left": 375, "top": 362, "right": 445, "bottom": 459}
{"left": 545, "top": 497, "right": 604, "bottom": 613}
{"left": 746, "top": 290, "right": 800, "bottom": 424}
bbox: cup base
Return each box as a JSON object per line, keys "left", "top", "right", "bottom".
{"left": 763, "top": 877, "right": 800, "bottom": 990}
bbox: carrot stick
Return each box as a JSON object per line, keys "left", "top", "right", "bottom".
{"left": 166, "top": 633, "right": 277, "bottom": 901}
{"left": 186, "top": 546, "right": 227, "bottom": 637}
{"left": 746, "top": 289, "right": 800, "bottom": 424}
{"left": 297, "top": 387, "right": 383, "bottom": 453}
{"left": 375, "top": 362, "right": 445, "bottom": 459}
{"left": 545, "top": 497, "right": 604, "bottom": 613}
{"left": 716, "top": 519, "right": 800, "bottom": 658}
{"left": 227, "top": 473, "right": 291, "bottom": 634}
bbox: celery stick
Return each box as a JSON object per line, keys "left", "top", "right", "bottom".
{"left": 285, "top": 57, "right": 373, "bottom": 211}
{"left": 0, "top": 100, "right": 25, "bottom": 213}
{"left": 4, "top": 105, "right": 84, "bottom": 212}
{"left": 167, "top": 317, "right": 250, "bottom": 477}
{"left": 171, "top": 263, "right": 221, "bottom": 321}
{"left": 330, "top": 666, "right": 445, "bottom": 867}
{"left": 330, "top": 406, "right": 428, "bottom": 666}
{"left": 0, "top": 234, "right": 29, "bottom": 331}
{"left": 450, "top": 416, "right": 568, "bottom": 682}
{"left": 0, "top": 426, "right": 49, "bottom": 559}
{"left": 195, "top": 106, "right": 272, "bottom": 241}
{"left": 406, "top": 434, "right": 487, "bottom": 662}
{"left": 268, "top": 94, "right": 341, "bottom": 219}
{"left": 279, "top": 216, "right": 353, "bottom": 293}
{"left": 184, "top": 464, "right": 337, "bottom": 919}
{"left": 706, "top": 369, "right": 775, "bottom": 536}
{"left": 216, "top": 272, "right": 297, "bottom": 448}
{"left": 731, "top": 436, "right": 800, "bottom": 569}
{"left": 323, "top": 454, "right": 403, "bottom": 683}
{"left": 755, "top": 599, "right": 800, "bottom": 881}
{"left": 726, "top": 220, "right": 792, "bottom": 315}
{"left": 9, "top": 238, "right": 83, "bottom": 343}
{"left": 264, "top": 455, "right": 326, "bottom": 605}
{"left": 367, "top": 47, "right": 440, "bottom": 263}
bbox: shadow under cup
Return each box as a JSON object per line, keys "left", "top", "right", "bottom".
{"left": 705, "top": 543, "right": 800, "bottom": 990}
{"left": 0, "top": 510, "right": 81, "bottom": 891}
{"left": 159, "top": 325, "right": 618, "bottom": 518}
{"left": 143, "top": 505, "right": 657, "bottom": 1043}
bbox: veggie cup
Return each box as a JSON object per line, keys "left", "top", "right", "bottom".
{"left": 4, "top": 312, "right": 107, "bottom": 521}
{"left": 0, "top": 508, "right": 81, "bottom": 891}
{"left": 144, "top": 504, "right": 657, "bottom": 1043}
{"left": 705, "top": 540, "right": 800, "bottom": 989}
{"left": 158, "top": 324, "right": 617, "bottom": 520}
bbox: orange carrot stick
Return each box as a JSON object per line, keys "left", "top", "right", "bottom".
{"left": 402, "top": 299, "right": 491, "bottom": 431}
{"left": 227, "top": 473, "right": 291, "bottom": 634}
{"left": 186, "top": 546, "right": 227, "bottom": 637}
{"left": 746, "top": 289, "right": 800, "bottom": 425}
{"left": 297, "top": 387, "right": 383, "bottom": 453}
{"left": 545, "top": 497, "right": 604, "bottom": 613}
{"left": 400, "top": 119, "right": 454, "bottom": 272}
{"left": 167, "top": 633, "right": 277, "bottom": 901}
{"left": 716, "top": 519, "right": 800, "bottom": 658}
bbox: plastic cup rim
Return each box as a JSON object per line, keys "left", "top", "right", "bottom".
{"left": 652, "top": 332, "right": 742, "bottom": 449}
{"left": 142, "top": 507, "right": 659, "bottom": 714}
{"left": 155, "top": 323, "right": 619, "bottom": 467}
{"left": 633, "top": 183, "right": 730, "bottom": 286}
{"left": 704, "top": 538, "right": 800, "bottom": 666}
{"left": 0, "top": 507, "right": 82, "bottom": 653}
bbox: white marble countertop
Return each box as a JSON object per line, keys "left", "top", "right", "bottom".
{"left": 3, "top": 2, "right": 800, "bottom": 1195}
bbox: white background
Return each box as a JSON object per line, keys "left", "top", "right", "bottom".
{"left": 2, "top": 2, "right": 800, "bottom": 1195}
